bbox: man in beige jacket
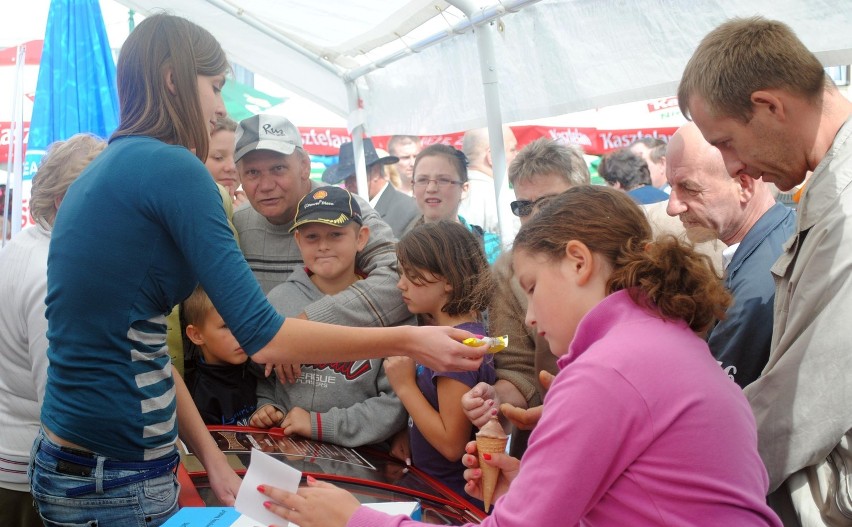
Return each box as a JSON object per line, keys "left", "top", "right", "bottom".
{"left": 680, "top": 17, "right": 852, "bottom": 526}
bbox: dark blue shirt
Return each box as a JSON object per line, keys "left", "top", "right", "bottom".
{"left": 708, "top": 202, "right": 796, "bottom": 387}
{"left": 410, "top": 321, "right": 496, "bottom": 506}
{"left": 627, "top": 185, "right": 670, "bottom": 205}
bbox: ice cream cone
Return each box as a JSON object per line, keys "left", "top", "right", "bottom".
{"left": 476, "top": 435, "right": 508, "bottom": 512}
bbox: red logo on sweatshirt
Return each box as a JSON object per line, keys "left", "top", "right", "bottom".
{"left": 310, "top": 360, "right": 372, "bottom": 380}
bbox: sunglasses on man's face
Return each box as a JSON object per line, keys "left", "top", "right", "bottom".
{"left": 510, "top": 194, "right": 557, "bottom": 217}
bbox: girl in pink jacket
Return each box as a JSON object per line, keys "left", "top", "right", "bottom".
{"left": 260, "top": 185, "right": 781, "bottom": 527}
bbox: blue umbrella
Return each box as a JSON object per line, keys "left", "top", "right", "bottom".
{"left": 24, "top": 0, "right": 119, "bottom": 180}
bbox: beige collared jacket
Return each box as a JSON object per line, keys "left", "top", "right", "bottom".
{"left": 745, "top": 118, "right": 852, "bottom": 527}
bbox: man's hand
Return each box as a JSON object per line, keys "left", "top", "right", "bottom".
{"left": 264, "top": 362, "right": 302, "bottom": 384}
{"left": 500, "top": 403, "right": 542, "bottom": 431}
{"left": 462, "top": 382, "right": 499, "bottom": 428}
{"left": 500, "top": 370, "right": 554, "bottom": 431}
{"left": 249, "top": 404, "right": 285, "bottom": 429}
{"left": 538, "top": 370, "right": 555, "bottom": 391}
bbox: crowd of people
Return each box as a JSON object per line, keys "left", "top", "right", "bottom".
{"left": 0, "top": 11, "right": 850, "bottom": 527}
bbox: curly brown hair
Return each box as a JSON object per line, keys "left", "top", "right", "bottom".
{"left": 513, "top": 185, "right": 730, "bottom": 334}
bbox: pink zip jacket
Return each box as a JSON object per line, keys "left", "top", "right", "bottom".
{"left": 348, "top": 289, "right": 781, "bottom": 527}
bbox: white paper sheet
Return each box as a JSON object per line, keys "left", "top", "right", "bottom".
{"left": 235, "top": 448, "right": 302, "bottom": 526}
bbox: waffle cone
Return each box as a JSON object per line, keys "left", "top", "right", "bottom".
{"left": 476, "top": 435, "right": 508, "bottom": 512}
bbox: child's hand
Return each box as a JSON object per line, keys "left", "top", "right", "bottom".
{"left": 281, "top": 407, "right": 311, "bottom": 438}
{"left": 388, "top": 428, "right": 411, "bottom": 466}
{"left": 249, "top": 404, "right": 285, "bottom": 429}
{"left": 260, "top": 476, "right": 360, "bottom": 527}
{"left": 462, "top": 382, "right": 499, "bottom": 428}
{"left": 462, "top": 440, "right": 520, "bottom": 506}
{"left": 234, "top": 189, "right": 249, "bottom": 209}
{"left": 383, "top": 356, "right": 416, "bottom": 390}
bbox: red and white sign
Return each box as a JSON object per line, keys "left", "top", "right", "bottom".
{"left": 312, "top": 124, "right": 678, "bottom": 159}
{"left": 299, "top": 127, "right": 351, "bottom": 155}
{"left": 308, "top": 98, "right": 685, "bottom": 157}
{"left": 0, "top": 40, "right": 40, "bottom": 165}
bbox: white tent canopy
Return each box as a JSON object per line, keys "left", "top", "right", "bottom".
{"left": 113, "top": 0, "right": 852, "bottom": 136}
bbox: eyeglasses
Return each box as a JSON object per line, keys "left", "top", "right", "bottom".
{"left": 510, "top": 194, "right": 557, "bottom": 217}
{"left": 412, "top": 177, "right": 463, "bottom": 188}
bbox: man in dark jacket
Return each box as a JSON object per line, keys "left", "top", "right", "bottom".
{"left": 666, "top": 122, "right": 795, "bottom": 388}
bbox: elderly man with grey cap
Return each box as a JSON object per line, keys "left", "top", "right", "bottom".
{"left": 323, "top": 138, "right": 418, "bottom": 237}
{"left": 232, "top": 115, "right": 411, "bottom": 331}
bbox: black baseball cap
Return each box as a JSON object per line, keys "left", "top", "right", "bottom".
{"left": 289, "top": 186, "right": 363, "bottom": 232}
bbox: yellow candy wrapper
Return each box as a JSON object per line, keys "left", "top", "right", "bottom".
{"left": 462, "top": 335, "right": 508, "bottom": 353}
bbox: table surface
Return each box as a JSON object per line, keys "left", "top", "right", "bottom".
{"left": 177, "top": 425, "right": 485, "bottom": 526}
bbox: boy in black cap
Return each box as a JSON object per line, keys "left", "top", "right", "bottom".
{"left": 232, "top": 115, "right": 409, "bottom": 337}
{"left": 249, "top": 186, "right": 407, "bottom": 448}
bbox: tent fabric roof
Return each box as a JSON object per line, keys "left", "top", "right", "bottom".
{"left": 113, "top": 0, "right": 852, "bottom": 135}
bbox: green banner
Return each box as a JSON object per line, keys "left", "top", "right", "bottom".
{"left": 222, "top": 81, "right": 285, "bottom": 121}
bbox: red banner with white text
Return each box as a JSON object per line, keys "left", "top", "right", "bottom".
{"left": 302, "top": 126, "right": 678, "bottom": 157}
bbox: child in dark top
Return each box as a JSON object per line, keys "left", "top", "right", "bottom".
{"left": 384, "top": 221, "right": 496, "bottom": 510}
{"left": 183, "top": 285, "right": 259, "bottom": 426}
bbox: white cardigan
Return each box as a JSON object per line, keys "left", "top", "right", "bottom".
{"left": 0, "top": 224, "right": 51, "bottom": 491}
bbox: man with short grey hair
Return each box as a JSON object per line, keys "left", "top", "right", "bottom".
{"left": 232, "top": 114, "right": 410, "bottom": 328}
{"left": 462, "top": 138, "right": 589, "bottom": 456}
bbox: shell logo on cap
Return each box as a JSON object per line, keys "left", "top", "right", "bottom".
{"left": 312, "top": 190, "right": 328, "bottom": 199}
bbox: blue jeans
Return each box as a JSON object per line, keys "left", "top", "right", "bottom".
{"left": 29, "top": 430, "right": 180, "bottom": 527}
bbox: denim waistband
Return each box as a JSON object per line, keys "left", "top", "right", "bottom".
{"left": 37, "top": 435, "right": 179, "bottom": 497}
{"left": 38, "top": 437, "right": 178, "bottom": 471}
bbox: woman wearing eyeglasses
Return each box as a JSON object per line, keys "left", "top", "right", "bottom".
{"left": 403, "top": 144, "right": 501, "bottom": 263}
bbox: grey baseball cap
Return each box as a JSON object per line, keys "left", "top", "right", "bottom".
{"left": 234, "top": 114, "right": 303, "bottom": 163}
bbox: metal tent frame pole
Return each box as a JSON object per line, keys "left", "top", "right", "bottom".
{"left": 346, "top": 81, "right": 369, "bottom": 202}
{"left": 449, "top": 0, "right": 515, "bottom": 248}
